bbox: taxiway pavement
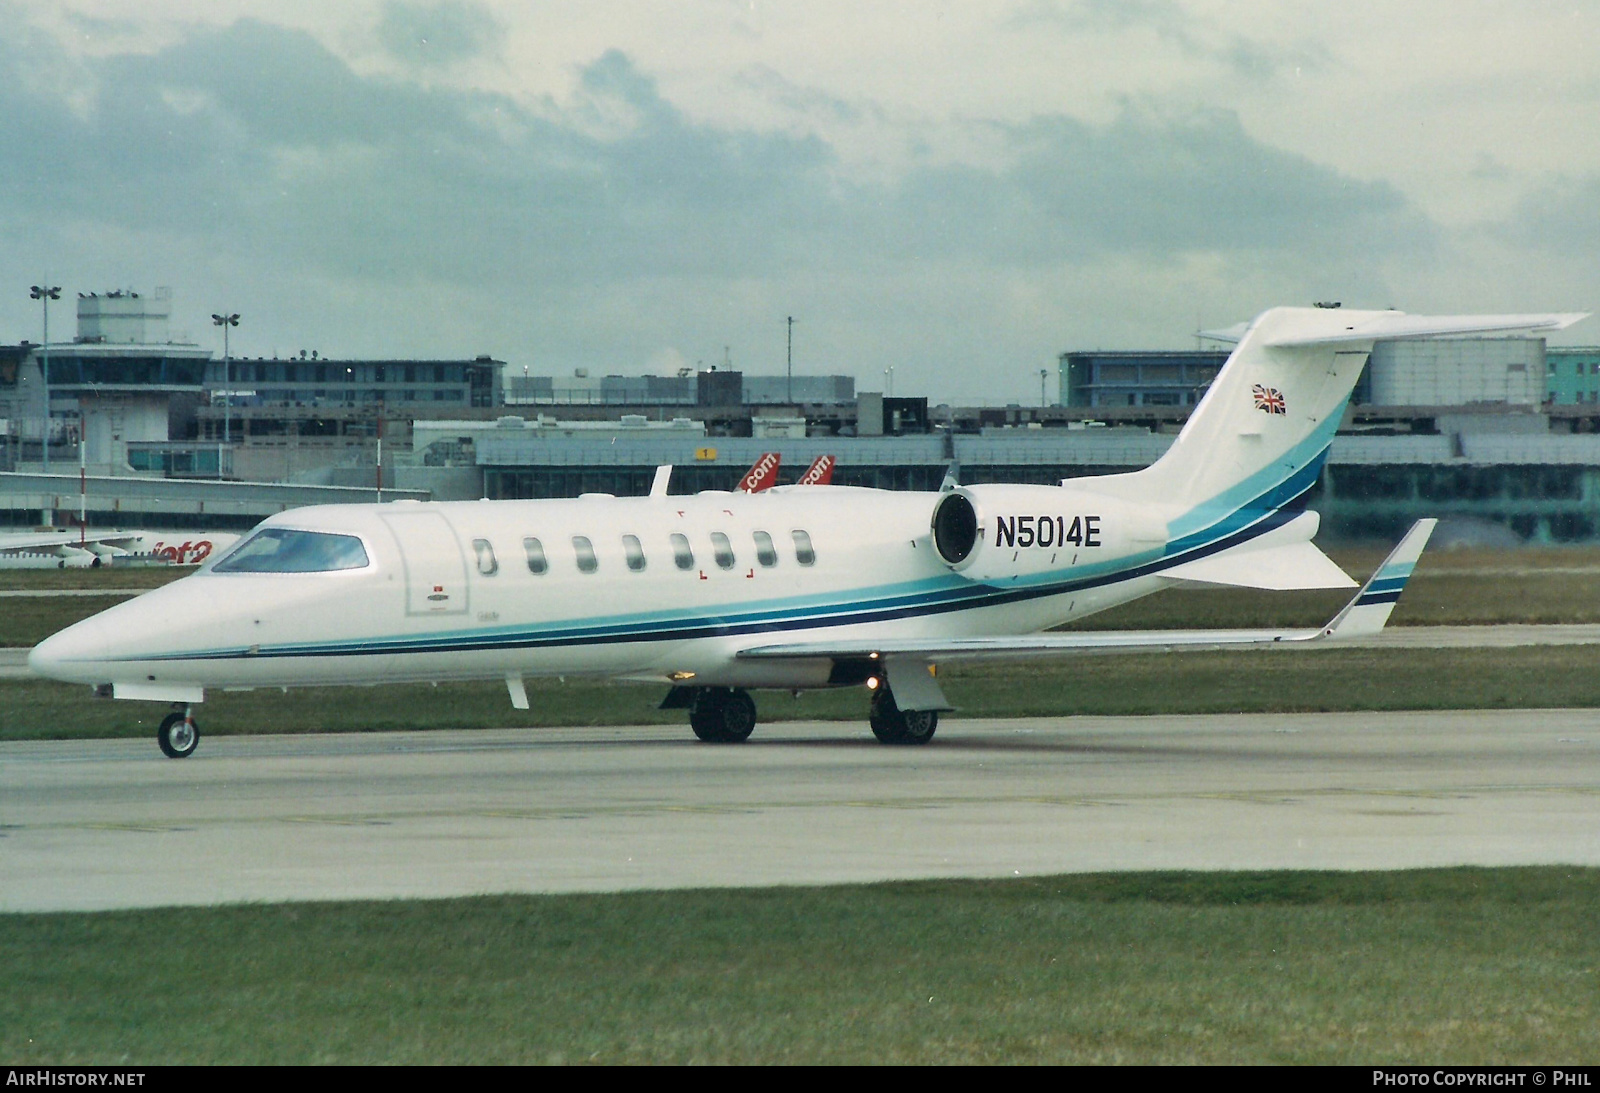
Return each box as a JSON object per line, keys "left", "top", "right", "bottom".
{"left": 2, "top": 709, "right": 1598, "bottom": 913}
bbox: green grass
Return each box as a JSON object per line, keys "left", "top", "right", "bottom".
{"left": 0, "top": 566, "right": 186, "bottom": 592}
{"left": 0, "top": 596, "right": 145, "bottom": 648}
{"left": 7, "top": 645, "right": 1600, "bottom": 742}
{"left": 4, "top": 867, "right": 1597, "bottom": 1064}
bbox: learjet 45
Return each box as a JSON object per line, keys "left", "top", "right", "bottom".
{"left": 29, "top": 306, "right": 1586, "bottom": 756}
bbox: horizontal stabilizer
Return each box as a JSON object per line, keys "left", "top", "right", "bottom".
{"left": 1163, "top": 511, "right": 1355, "bottom": 591}
{"left": 1164, "top": 541, "right": 1356, "bottom": 591}
{"left": 1202, "top": 310, "right": 1588, "bottom": 347}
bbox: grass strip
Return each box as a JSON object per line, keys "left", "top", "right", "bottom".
{"left": 6, "top": 645, "right": 1600, "bottom": 742}
{"left": 3, "top": 867, "right": 1597, "bottom": 1064}
{"left": 0, "top": 567, "right": 185, "bottom": 592}
{"left": 0, "top": 596, "right": 143, "bottom": 647}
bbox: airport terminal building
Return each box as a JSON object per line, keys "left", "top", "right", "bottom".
{"left": 7, "top": 291, "right": 1600, "bottom": 543}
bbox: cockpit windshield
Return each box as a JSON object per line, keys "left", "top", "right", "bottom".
{"left": 212, "top": 529, "right": 370, "bottom": 573}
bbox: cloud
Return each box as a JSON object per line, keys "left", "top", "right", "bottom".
{"left": 0, "top": 17, "right": 1442, "bottom": 397}
{"left": 873, "top": 108, "right": 1434, "bottom": 267}
{"left": 376, "top": 1, "right": 504, "bottom": 70}
{"left": 1504, "top": 175, "right": 1600, "bottom": 256}
{"left": 1005, "top": 0, "right": 1327, "bottom": 81}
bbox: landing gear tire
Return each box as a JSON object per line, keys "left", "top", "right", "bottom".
{"left": 688, "top": 688, "right": 758, "bottom": 743}
{"left": 869, "top": 688, "right": 938, "bottom": 746}
{"left": 157, "top": 710, "right": 200, "bottom": 759}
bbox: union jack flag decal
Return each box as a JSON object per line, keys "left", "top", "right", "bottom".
{"left": 1252, "top": 384, "right": 1287, "bottom": 414}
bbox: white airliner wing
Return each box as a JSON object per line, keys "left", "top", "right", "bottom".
{"left": 0, "top": 529, "right": 239, "bottom": 566}
{"left": 737, "top": 520, "right": 1435, "bottom": 709}
{"left": 1, "top": 530, "right": 131, "bottom": 551}
{"left": 0, "top": 530, "right": 146, "bottom": 557}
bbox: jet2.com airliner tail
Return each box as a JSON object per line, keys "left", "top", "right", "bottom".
{"left": 28, "top": 305, "right": 1588, "bottom": 757}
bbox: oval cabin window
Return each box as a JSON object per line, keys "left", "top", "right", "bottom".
{"left": 623, "top": 534, "right": 647, "bottom": 572}
{"left": 711, "top": 532, "right": 735, "bottom": 570}
{"left": 791, "top": 529, "right": 816, "bottom": 566}
{"left": 523, "top": 537, "right": 547, "bottom": 575}
{"left": 572, "top": 536, "right": 598, "bottom": 574}
{"left": 753, "top": 531, "right": 778, "bottom": 568}
{"left": 670, "top": 533, "right": 694, "bottom": 571}
{"left": 472, "top": 539, "right": 498, "bottom": 576}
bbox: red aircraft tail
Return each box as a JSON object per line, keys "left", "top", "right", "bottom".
{"left": 737, "top": 452, "right": 782, "bottom": 493}
{"left": 796, "top": 455, "right": 836, "bottom": 486}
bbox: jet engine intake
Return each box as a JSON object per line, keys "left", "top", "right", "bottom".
{"left": 931, "top": 492, "right": 978, "bottom": 565}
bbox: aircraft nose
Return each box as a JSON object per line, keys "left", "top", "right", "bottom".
{"left": 29, "top": 617, "right": 112, "bottom": 683}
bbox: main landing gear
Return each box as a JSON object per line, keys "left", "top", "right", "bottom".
{"left": 869, "top": 685, "right": 939, "bottom": 746}
{"left": 157, "top": 706, "right": 200, "bottom": 759}
{"left": 688, "top": 687, "right": 758, "bottom": 744}
{"left": 666, "top": 681, "right": 937, "bottom": 745}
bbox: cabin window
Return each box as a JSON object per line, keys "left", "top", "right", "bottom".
{"left": 523, "top": 537, "right": 548, "bottom": 575}
{"left": 670, "top": 533, "right": 694, "bottom": 570}
{"left": 753, "top": 531, "right": 778, "bottom": 568}
{"left": 213, "top": 529, "right": 369, "bottom": 573}
{"left": 472, "top": 539, "right": 498, "bottom": 576}
{"left": 711, "top": 532, "right": 735, "bottom": 570}
{"left": 572, "top": 535, "right": 598, "bottom": 574}
{"left": 623, "top": 534, "right": 646, "bottom": 572}
{"left": 791, "top": 529, "right": 816, "bottom": 566}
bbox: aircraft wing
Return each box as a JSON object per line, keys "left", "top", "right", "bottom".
{"left": 737, "top": 520, "right": 1435, "bottom": 709}
{"left": 0, "top": 530, "right": 146, "bottom": 555}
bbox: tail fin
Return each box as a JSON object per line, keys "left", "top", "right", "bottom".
{"left": 737, "top": 453, "right": 782, "bottom": 493}
{"left": 1129, "top": 307, "right": 1586, "bottom": 550}
{"left": 797, "top": 455, "right": 836, "bottom": 486}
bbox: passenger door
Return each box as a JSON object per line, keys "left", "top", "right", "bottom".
{"left": 379, "top": 509, "right": 470, "bottom": 616}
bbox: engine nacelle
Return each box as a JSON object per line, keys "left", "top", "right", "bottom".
{"left": 930, "top": 484, "right": 1167, "bottom": 583}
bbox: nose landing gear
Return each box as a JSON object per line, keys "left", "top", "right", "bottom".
{"left": 157, "top": 707, "right": 200, "bottom": 759}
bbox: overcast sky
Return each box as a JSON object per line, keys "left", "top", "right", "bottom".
{"left": 1, "top": 1, "right": 1596, "bottom": 403}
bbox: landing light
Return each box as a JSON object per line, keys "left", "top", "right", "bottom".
{"left": 668, "top": 670, "right": 697, "bottom": 681}
{"left": 865, "top": 676, "right": 880, "bottom": 691}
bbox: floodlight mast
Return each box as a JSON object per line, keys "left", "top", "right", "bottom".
{"left": 29, "top": 284, "right": 60, "bottom": 473}
{"left": 212, "top": 312, "right": 239, "bottom": 479}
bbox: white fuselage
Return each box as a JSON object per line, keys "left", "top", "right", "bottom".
{"left": 28, "top": 484, "right": 1174, "bottom": 698}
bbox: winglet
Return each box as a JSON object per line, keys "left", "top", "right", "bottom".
{"left": 1317, "top": 519, "right": 1436, "bottom": 640}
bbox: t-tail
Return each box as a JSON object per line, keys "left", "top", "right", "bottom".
{"left": 1119, "top": 306, "right": 1588, "bottom": 551}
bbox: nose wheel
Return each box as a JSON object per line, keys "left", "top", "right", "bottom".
{"left": 157, "top": 708, "right": 200, "bottom": 759}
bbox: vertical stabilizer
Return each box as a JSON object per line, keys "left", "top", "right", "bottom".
{"left": 1126, "top": 307, "right": 1587, "bottom": 552}
{"left": 1134, "top": 308, "right": 1372, "bottom": 541}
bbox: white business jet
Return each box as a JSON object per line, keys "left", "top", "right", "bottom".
{"left": 28, "top": 306, "right": 1586, "bottom": 758}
